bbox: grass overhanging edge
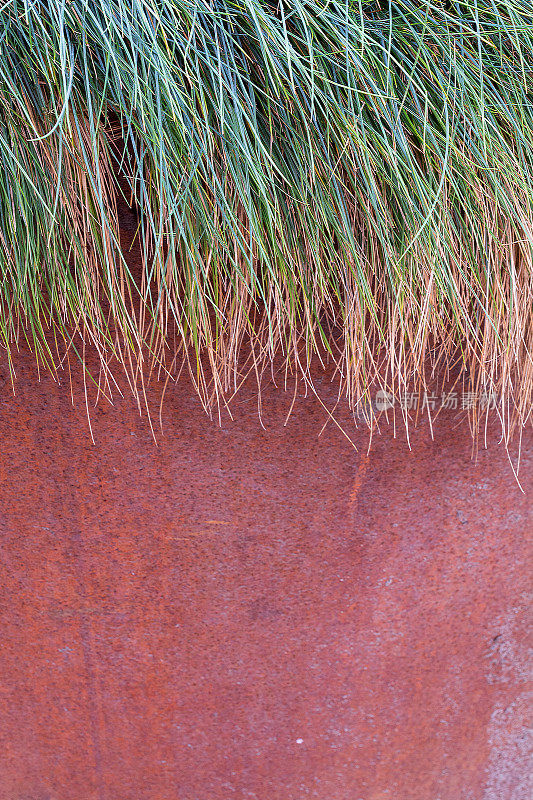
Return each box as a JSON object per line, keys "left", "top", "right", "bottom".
{"left": 0, "top": 0, "right": 532, "bottom": 445}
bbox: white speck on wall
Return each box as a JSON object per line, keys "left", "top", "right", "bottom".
{"left": 296, "top": 738, "right": 303, "bottom": 744}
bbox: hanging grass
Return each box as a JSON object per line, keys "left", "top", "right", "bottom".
{"left": 0, "top": 1, "right": 531, "bottom": 438}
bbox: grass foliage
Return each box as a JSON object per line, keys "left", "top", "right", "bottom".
{"left": 0, "top": 1, "right": 532, "bottom": 435}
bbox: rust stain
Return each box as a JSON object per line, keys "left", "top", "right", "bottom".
{"left": 0, "top": 350, "right": 531, "bottom": 800}
{"left": 348, "top": 450, "right": 371, "bottom": 508}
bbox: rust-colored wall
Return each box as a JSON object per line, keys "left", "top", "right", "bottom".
{"left": 0, "top": 356, "right": 531, "bottom": 799}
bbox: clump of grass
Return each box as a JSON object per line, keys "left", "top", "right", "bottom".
{"left": 0, "top": 1, "right": 531, "bottom": 440}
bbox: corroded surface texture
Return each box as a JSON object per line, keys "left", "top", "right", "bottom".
{"left": 0, "top": 357, "right": 531, "bottom": 800}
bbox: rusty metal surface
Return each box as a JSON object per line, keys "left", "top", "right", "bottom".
{"left": 0, "top": 356, "right": 531, "bottom": 800}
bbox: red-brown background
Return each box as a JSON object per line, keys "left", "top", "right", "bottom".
{"left": 0, "top": 354, "right": 531, "bottom": 799}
